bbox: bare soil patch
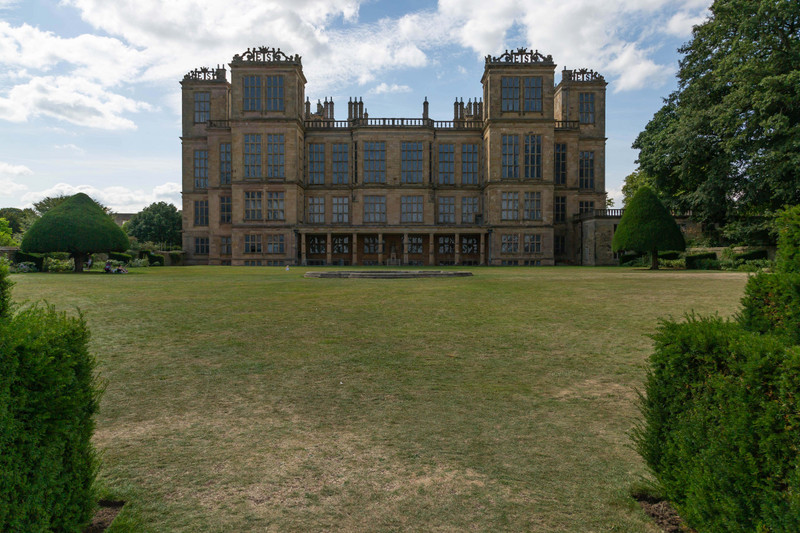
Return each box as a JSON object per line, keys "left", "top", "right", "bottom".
{"left": 634, "top": 493, "right": 695, "bottom": 533}
{"left": 83, "top": 500, "right": 124, "bottom": 533}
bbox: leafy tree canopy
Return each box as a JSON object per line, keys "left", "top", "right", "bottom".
{"left": 125, "top": 202, "right": 182, "bottom": 247}
{"left": 21, "top": 193, "right": 129, "bottom": 272}
{"left": 621, "top": 169, "right": 657, "bottom": 207}
{"left": 633, "top": 0, "right": 800, "bottom": 241}
{"left": 0, "top": 218, "right": 17, "bottom": 247}
{"left": 612, "top": 186, "right": 685, "bottom": 269}
{"left": 0, "top": 207, "right": 35, "bottom": 235}
{"left": 33, "top": 194, "right": 113, "bottom": 216}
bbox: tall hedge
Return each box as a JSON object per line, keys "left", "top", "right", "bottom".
{"left": 0, "top": 268, "right": 101, "bottom": 531}
{"left": 775, "top": 205, "right": 800, "bottom": 274}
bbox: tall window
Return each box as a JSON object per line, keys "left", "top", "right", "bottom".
{"left": 332, "top": 143, "right": 348, "bottom": 184}
{"left": 332, "top": 197, "right": 349, "bottom": 223}
{"left": 524, "top": 234, "right": 542, "bottom": 253}
{"left": 308, "top": 236, "right": 326, "bottom": 254}
{"left": 555, "top": 196, "right": 566, "bottom": 222}
{"left": 554, "top": 143, "right": 567, "bottom": 185}
{"left": 266, "top": 134, "right": 284, "bottom": 178}
{"left": 363, "top": 236, "right": 381, "bottom": 254}
{"left": 407, "top": 236, "right": 423, "bottom": 254}
{"left": 194, "top": 200, "right": 208, "bottom": 226}
{"left": 438, "top": 144, "right": 454, "bottom": 185}
{"left": 579, "top": 93, "right": 595, "bottom": 124}
{"left": 308, "top": 197, "right": 324, "bottom": 224}
{"left": 243, "top": 76, "right": 261, "bottom": 111}
{"left": 267, "top": 234, "right": 285, "bottom": 253}
{"left": 332, "top": 236, "right": 349, "bottom": 254}
{"left": 524, "top": 134, "right": 541, "bottom": 179}
{"left": 220, "top": 196, "right": 231, "bottom": 223}
{"left": 523, "top": 77, "right": 543, "bottom": 112}
{"left": 194, "top": 237, "right": 209, "bottom": 254}
{"left": 265, "top": 75, "right": 284, "bottom": 111}
{"left": 554, "top": 234, "right": 566, "bottom": 255}
{"left": 462, "top": 197, "right": 478, "bottom": 223}
{"left": 308, "top": 143, "right": 324, "bottom": 184}
{"left": 579, "top": 200, "right": 595, "bottom": 214}
{"left": 267, "top": 191, "right": 284, "bottom": 220}
{"left": 501, "top": 234, "right": 519, "bottom": 253}
{"left": 363, "top": 142, "right": 386, "bottom": 183}
{"left": 501, "top": 192, "right": 519, "bottom": 220}
{"left": 401, "top": 142, "right": 423, "bottom": 183}
{"left": 363, "top": 195, "right": 386, "bottom": 223}
{"left": 220, "top": 143, "right": 231, "bottom": 185}
{"left": 194, "top": 150, "right": 208, "bottom": 188}
{"left": 502, "top": 135, "right": 519, "bottom": 178}
{"left": 461, "top": 236, "right": 478, "bottom": 254}
{"left": 438, "top": 236, "right": 455, "bottom": 254}
{"left": 244, "top": 191, "right": 262, "bottom": 220}
{"left": 501, "top": 77, "right": 520, "bottom": 111}
{"left": 220, "top": 236, "right": 232, "bottom": 255}
{"left": 524, "top": 192, "right": 542, "bottom": 220}
{"left": 194, "top": 92, "right": 210, "bottom": 123}
{"left": 244, "top": 134, "right": 261, "bottom": 178}
{"left": 437, "top": 197, "right": 455, "bottom": 224}
{"left": 401, "top": 196, "right": 423, "bottom": 223}
{"left": 244, "top": 234, "right": 262, "bottom": 253}
{"left": 462, "top": 144, "right": 479, "bottom": 184}
{"left": 579, "top": 151, "right": 594, "bottom": 189}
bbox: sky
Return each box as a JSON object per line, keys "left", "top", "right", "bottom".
{"left": 0, "top": 0, "right": 712, "bottom": 212}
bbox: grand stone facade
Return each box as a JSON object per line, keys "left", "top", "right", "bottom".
{"left": 180, "top": 46, "right": 611, "bottom": 266}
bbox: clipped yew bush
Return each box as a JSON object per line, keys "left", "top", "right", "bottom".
{"left": 0, "top": 265, "right": 101, "bottom": 531}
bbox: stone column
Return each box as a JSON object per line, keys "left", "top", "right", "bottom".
{"left": 326, "top": 232, "right": 332, "bottom": 265}
{"left": 480, "top": 233, "right": 485, "bottom": 265}
{"left": 428, "top": 232, "right": 435, "bottom": 266}
{"left": 301, "top": 232, "right": 307, "bottom": 265}
{"left": 454, "top": 233, "right": 460, "bottom": 265}
{"left": 352, "top": 233, "right": 358, "bottom": 265}
{"left": 403, "top": 232, "right": 409, "bottom": 265}
{"left": 378, "top": 232, "right": 383, "bottom": 265}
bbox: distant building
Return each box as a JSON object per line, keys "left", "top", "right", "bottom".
{"left": 180, "top": 46, "right": 616, "bottom": 266}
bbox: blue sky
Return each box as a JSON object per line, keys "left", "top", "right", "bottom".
{"left": 0, "top": 0, "right": 711, "bottom": 212}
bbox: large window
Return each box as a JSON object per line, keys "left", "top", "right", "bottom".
{"left": 401, "top": 142, "right": 423, "bottom": 183}
{"left": 555, "top": 196, "right": 566, "bottom": 222}
{"left": 266, "top": 134, "right": 284, "bottom": 178}
{"left": 438, "top": 236, "right": 454, "bottom": 254}
{"left": 524, "top": 234, "right": 542, "bottom": 254}
{"left": 244, "top": 191, "right": 262, "bottom": 220}
{"left": 501, "top": 77, "right": 520, "bottom": 111}
{"left": 462, "top": 197, "right": 479, "bottom": 224}
{"left": 502, "top": 135, "right": 519, "bottom": 178}
{"left": 363, "top": 142, "right": 386, "bottom": 183}
{"left": 194, "top": 237, "right": 209, "bottom": 254}
{"left": 501, "top": 192, "right": 519, "bottom": 220}
{"left": 501, "top": 234, "right": 519, "bottom": 253}
{"left": 332, "top": 143, "right": 348, "bottom": 184}
{"left": 461, "top": 236, "right": 478, "bottom": 254}
{"left": 194, "top": 200, "right": 208, "bottom": 226}
{"left": 220, "top": 196, "right": 231, "bottom": 223}
{"left": 407, "top": 236, "right": 423, "bottom": 254}
{"left": 244, "top": 134, "right": 261, "bottom": 178}
{"left": 524, "top": 192, "right": 542, "bottom": 220}
{"left": 462, "top": 144, "right": 479, "bottom": 185}
{"left": 194, "top": 92, "right": 210, "bottom": 123}
{"left": 524, "top": 134, "right": 541, "bottom": 179}
{"left": 220, "top": 143, "right": 231, "bottom": 185}
{"left": 401, "top": 195, "right": 423, "bottom": 223}
{"left": 332, "top": 235, "right": 349, "bottom": 254}
{"left": 438, "top": 144, "right": 454, "bottom": 185}
{"left": 363, "top": 236, "right": 381, "bottom": 254}
{"left": 244, "top": 234, "right": 262, "bottom": 253}
{"left": 363, "top": 195, "right": 386, "bottom": 223}
{"left": 332, "top": 197, "right": 349, "bottom": 223}
{"left": 437, "top": 196, "right": 455, "bottom": 224}
{"left": 267, "top": 234, "right": 284, "bottom": 253}
{"left": 194, "top": 150, "right": 208, "bottom": 189}
{"left": 220, "top": 236, "right": 231, "bottom": 255}
{"left": 523, "top": 77, "right": 543, "bottom": 112}
{"left": 579, "top": 151, "right": 594, "bottom": 189}
{"left": 243, "top": 76, "right": 261, "bottom": 111}
{"left": 308, "top": 197, "right": 324, "bottom": 224}
{"left": 265, "top": 75, "right": 284, "bottom": 111}
{"left": 267, "top": 191, "right": 284, "bottom": 220}
{"left": 308, "top": 143, "right": 324, "bottom": 185}
{"left": 579, "top": 200, "right": 595, "bottom": 214}
{"left": 555, "top": 234, "right": 566, "bottom": 255}
{"left": 308, "top": 235, "right": 326, "bottom": 255}
{"left": 579, "top": 93, "right": 595, "bottom": 124}
{"left": 554, "top": 143, "right": 567, "bottom": 185}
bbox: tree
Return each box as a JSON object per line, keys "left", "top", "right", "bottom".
{"left": 21, "top": 193, "right": 129, "bottom": 272}
{"left": 0, "top": 218, "right": 17, "bottom": 247}
{"left": 621, "top": 169, "right": 656, "bottom": 207}
{"left": 633, "top": 0, "right": 800, "bottom": 241}
{"left": 612, "top": 186, "right": 685, "bottom": 269}
{"left": 33, "top": 195, "right": 113, "bottom": 217}
{"left": 0, "top": 207, "right": 35, "bottom": 235}
{"left": 125, "top": 202, "right": 182, "bottom": 247}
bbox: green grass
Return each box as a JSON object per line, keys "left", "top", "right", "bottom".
{"left": 10, "top": 266, "right": 748, "bottom": 532}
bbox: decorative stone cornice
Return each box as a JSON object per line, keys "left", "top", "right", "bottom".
{"left": 231, "top": 46, "right": 301, "bottom": 65}
{"left": 485, "top": 48, "right": 554, "bottom": 66}
{"left": 182, "top": 66, "right": 227, "bottom": 82}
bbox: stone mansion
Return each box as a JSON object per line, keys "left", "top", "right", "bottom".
{"left": 180, "top": 46, "right": 618, "bottom": 266}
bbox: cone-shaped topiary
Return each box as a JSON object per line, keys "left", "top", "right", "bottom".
{"left": 612, "top": 186, "right": 685, "bottom": 269}
{"left": 21, "top": 193, "right": 129, "bottom": 273}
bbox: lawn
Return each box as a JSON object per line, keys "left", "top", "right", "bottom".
{"left": 10, "top": 266, "right": 748, "bottom": 532}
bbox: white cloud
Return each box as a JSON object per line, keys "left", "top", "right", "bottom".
{"left": 369, "top": 82, "right": 412, "bottom": 95}
{"left": 607, "top": 187, "right": 624, "bottom": 208}
{"left": 665, "top": 11, "right": 709, "bottom": 37}
{"left": 22, "top": 182, "right": 181, "bottom": 212}
{"left": 0, "top": 161, "right": 32, "bottom": 196}
{"left": 54, "top": 144, "right": 86, "bottom": 155}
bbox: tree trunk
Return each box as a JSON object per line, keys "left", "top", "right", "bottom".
{"left": 650, "top": 249, "right": 659, "bottom": 270}
{"left": 72, "top": 252, "right": 86, "bottom": 273}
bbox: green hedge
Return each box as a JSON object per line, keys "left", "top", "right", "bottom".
{"left": 0, "top": 269, "right": 101, "bottom": 531}
{"left": 13, "top": 251, "right": 44, "bottom": 271}
{"left": 634, "top": 316, "right": 800, "bottom": 532}
{"left": 776, "top": 205, "right": 800, "bottom": 273}
{"left": 740, "top": 271, "right": 800, "bottom": 345}
{"left": 685, "top": 252, "right": 717, "bottom": 269}
{"left": 734, "top": 249, "right": 768, "bottom": 261}
{"left": 108, "top": 251, "right": 132, "bottom": 263}
{"left": 145, "top": 251, "right": 164, "bottom": 266}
